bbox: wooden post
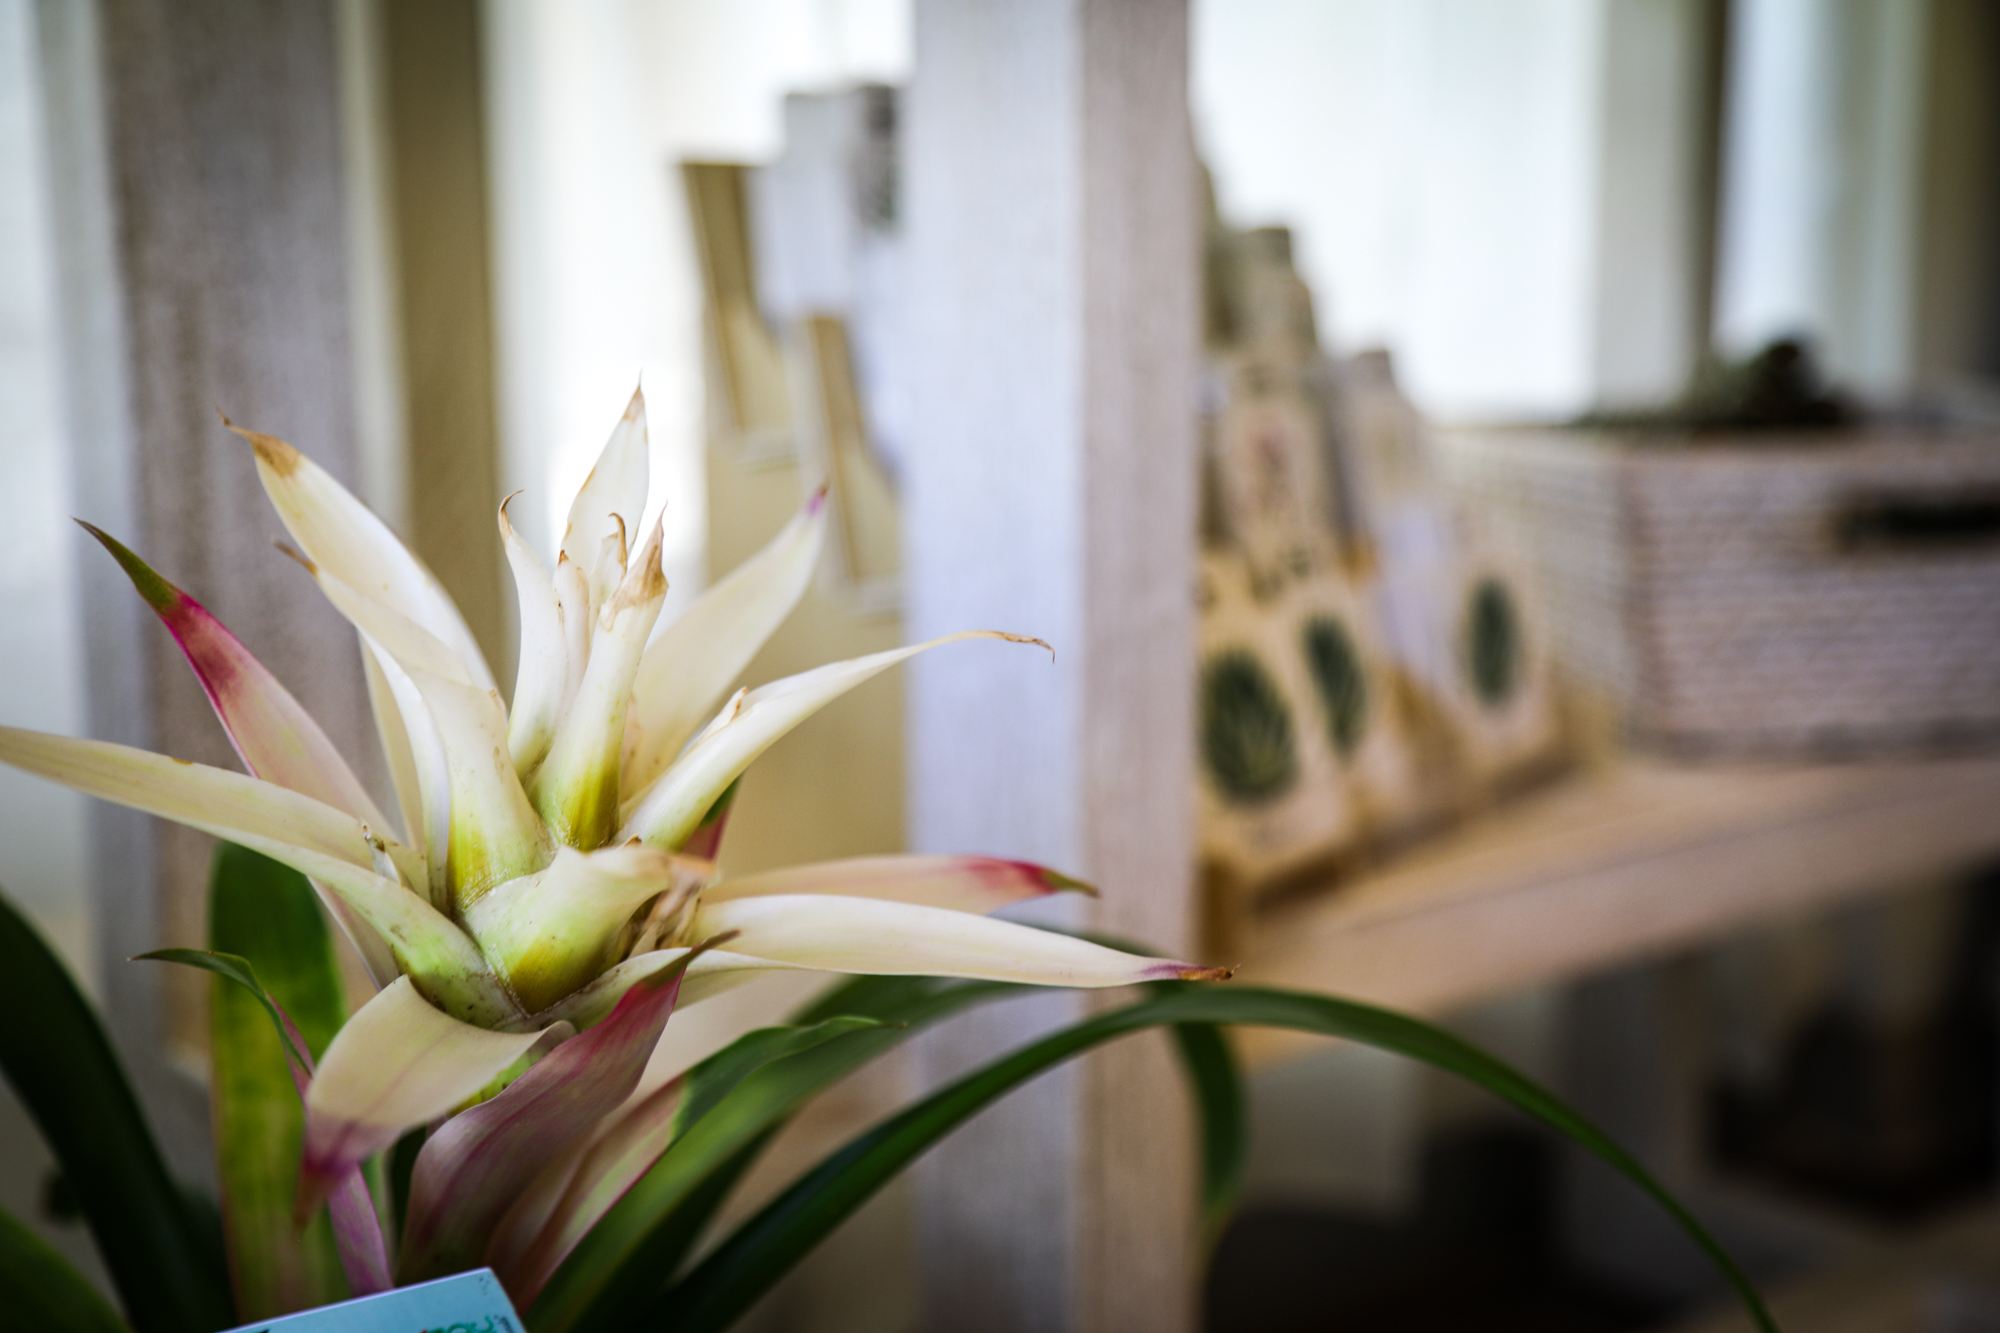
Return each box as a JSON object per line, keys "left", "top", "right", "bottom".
{"left": 379, "top": 0, "right": 509, "bottom": 673}
{"left": 902, "top": 1, "right": 1201, "bottom": 1328}
{"left": 38, "top": 0, "right": 375, "bottom": 1174}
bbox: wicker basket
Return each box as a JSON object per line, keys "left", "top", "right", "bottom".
{"left": 1440, "top": 427, "right": 2000, "bottom": 754}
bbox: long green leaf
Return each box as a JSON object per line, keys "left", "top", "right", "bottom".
{"left": 530, "top": 978, "right": 1017, "bottom": 1333}
{"left": 590, "top": 1132, "right": 772, "bottom": 1303}
{"left": 790, "top": 972, "right": 1009, "bottom": 1027}
{"left": 665, "top": 1017, "right": 889, "bottom": 1157}
{"left": 1171, "top": 1020, "right": 1246, "bottom": 1246}
{"left": 534, "top": 975, "right": 1244, "bottom": 1331}
{"left": 0, "top": 1204, "right": 129, "bottom": 1332}
{"left": 609, "top": 978, "right": 1000, "bottom": 1288}
{"left": 141, "top": 949, "right": 311, "bottom": 1071}
{"left": 140, "top": 949, "right": 394, "bottom": 1301}
{"left": 388, "top": 1127, "right": 425, "bottom": 1241}
{"left": 206, "top": 843, "right": 350, "bottom": 1317}
{"left": 655, "top": 985, "right": 1778, "bottom": 1333}
{"left": 0, "top": 888, "right": 235, "bottom": 1332}
{"left": 500, "top": 1018, "right": 882, "bottom": 1308}
{"left": 799, "top": 975, "right": 1251, "bottom": 1243}
{"left": 528, "top": 979, "right": 966, "bottom": 1313}
{"left": 534, "top": 976, "right": 1251, "bottom": 1332}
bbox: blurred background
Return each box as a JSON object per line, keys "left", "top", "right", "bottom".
{"left": 3, "top": 1, "right": 1999, "bottom": 1330}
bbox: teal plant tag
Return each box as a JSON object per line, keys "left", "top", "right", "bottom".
{"left": 223, "top": 1269, "right": 520, "bottom": 1332}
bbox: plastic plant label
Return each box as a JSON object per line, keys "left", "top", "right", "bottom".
{"left": 223, "top": 1269, "right": 521, "bottom": 1332}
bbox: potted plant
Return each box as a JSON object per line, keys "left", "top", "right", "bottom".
{"left": 0, "top": 393, "right": 1773, "bottom": 1332}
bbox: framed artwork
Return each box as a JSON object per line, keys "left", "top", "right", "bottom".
{"left": 1445, "top": 552, "right": 1562, "bottom": 789}
{"left": 1209, "top": 350, "right": 1345, "bottom": 594}
{"left": 1196, "top": 550, "right": 1365, "bottom": 894}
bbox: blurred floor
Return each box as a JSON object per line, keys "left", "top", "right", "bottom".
{"left": 1211, "top": 864, "right": 2000, "bottom": 1332}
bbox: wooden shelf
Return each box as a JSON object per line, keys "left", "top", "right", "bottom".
{"left": 1234, "top": 754, "right": 2000, "bottom": 1065}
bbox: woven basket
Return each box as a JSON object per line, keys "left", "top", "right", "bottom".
{"left": 1440, "top": 428, "right": 2000, "bottom": 754}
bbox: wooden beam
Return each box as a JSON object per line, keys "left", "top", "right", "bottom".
{"left": 379, "top": 0, "right": 508, "bottom": 674}
{"left": 903, "top": 1, "right": 1201, "bottom": 1328}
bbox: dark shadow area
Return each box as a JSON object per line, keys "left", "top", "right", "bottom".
{"left": 1205, "top": 1128, "right": 1678, "bottom": 1333}
{"left": 1710, "top": 870, "right": 2000, "bottom": 1223}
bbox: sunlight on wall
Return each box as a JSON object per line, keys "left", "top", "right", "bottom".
{"left": 1712, "top": 0, "right": 1929, "bottom": 395}
{"left": 1193, "top": 0, "right": 1605, "bottom": 421}
{"left": 482, "top": 0, "right": 909, "bottom": 616}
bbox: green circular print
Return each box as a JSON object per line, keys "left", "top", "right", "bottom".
{"left": 1465, "top": 576, "right": 1523, "bottom": 709}
{"left": 1199, "top": 649, "right": 1298, "bottom": 806}
{"left": 1301, "top": 614, "right": 1368, "bottom": 757}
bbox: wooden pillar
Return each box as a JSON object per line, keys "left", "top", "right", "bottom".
{"left": 379, "top": 0, "right": 508, "bottom": 674}
{"left": 38, "top": 0, "right": 375, "bottom": 1174}
{"left": 902, "top": 1, "right": 1201, "bottom": 1328}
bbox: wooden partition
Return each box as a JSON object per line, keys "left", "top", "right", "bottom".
{"left": 34, "top": 0, "right": 377, "bottom": 1178}
{"left": 902, "top": 1, "right": 1204, "bottom": 1328}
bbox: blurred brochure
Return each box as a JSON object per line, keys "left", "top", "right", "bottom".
{"left": 223, "top": 1269, "right": 520, "bottom": 1333}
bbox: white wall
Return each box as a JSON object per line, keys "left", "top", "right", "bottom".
{"left": 0, "top": 0, "right": 112, "bottom": 1284}
{"left": 1192, "top": 0, "right": 1713, "bottom": 420}
{"left": 1712, "top": 0, "right": 1931, "bottom": 396}
{"left": 481, "top": 0, "right": 910, "bottom": 605}
{"left": 1194, "top": 0, "right": 1598, "bottom": 419}
{"left": 0, "top": 0, "right": 95, "bottom": 989}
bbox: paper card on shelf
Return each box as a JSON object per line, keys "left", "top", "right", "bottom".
{"left": 223, "top": 1269, "right": 520, "bottom": 1332}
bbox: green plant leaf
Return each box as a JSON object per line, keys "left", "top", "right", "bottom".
{"left": 140, "top": 948, "right": 313, "bottom": 1072}
{"left": 533, "top": 975, "right": 1257, "bottom": 1332}
{"left": 652, "top": 977, "right": 1017, "bottom": 1275}
{"left": 1170, "top": 1020, "right": 1246, "bottom": 1246}
{"left": 497, "top": 1016, "right": 884, "bottom": 1308}
{"left": 207, "top": 842, "right": 350, "bottom": 1317}
{"left": 145, "top": 933, "right": 404, "bottom": 1300}
{"left": 0, "top": 887, "right": 235, "bottom": 1333}
{"left": 388, "top": 1126, "right": 425, "bottom": 1241}
{"left": 669, "top": 1016, "right": 888, "bottom": 1142}
{"left": 578, "top": 1131, "right": 771, "bottom": 1307}
{"left": 655, "top": 985, "right": 1778, "bottom": 1333}
{"left": 529, "top": 978, "right": 1016, "bottom": 1333}
{"left": 792, "top": 971, "right": 998, "bottom": 1027}
{"left": 0, "top": 1204, "right": 129, "bottom": 1332}
{"left": 147, "top": 848, "right": 400, "bottom": 1302}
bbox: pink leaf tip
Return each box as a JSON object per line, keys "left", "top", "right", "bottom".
{"left": 1146, "top": 961, "right": 1235, "bottom": 983}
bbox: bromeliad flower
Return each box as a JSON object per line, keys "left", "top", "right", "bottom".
{"left": 0, "top": 389, "right": 1223, "bottom": 1293}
